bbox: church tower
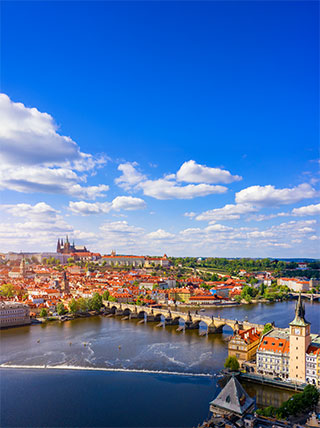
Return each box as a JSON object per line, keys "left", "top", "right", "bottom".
{"left": 20, "top": 258, "right": 26, "bottom": 278}
{"left": 57, "top": 239, "right": 61, "bottom": 253}
{"left": 289, "top": 293, "right": 311, "bottom": 383}
{"left": 61, "top": 271, "right": 70, "bottom": 294}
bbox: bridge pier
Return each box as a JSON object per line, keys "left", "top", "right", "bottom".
{"left": 184, "top": 321, "right": 199, "bottom": 330}
{"left": 164, "top": 317, "right": 179, "bottom": 326}
{"left": 207, "top": 323, "right": 219, "bottom": 334}
{"left": 129, "top": 309, "right": 139, "bottom": 319}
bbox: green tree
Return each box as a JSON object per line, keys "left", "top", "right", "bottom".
{"left": 56, "top": 303, "right": 67, "bottom": 316}
{"left": 88, "top": 293, "right": 103, "bottom": 311}
{"left": 39, "top": 308, "right": 48, "bottom": 318}
{"left": 78, "top": 297, "right": 89, "bottom": 312}
{"left": 102, "top": 290, "right": 110, "bottom": 300}
{"left": 69, "top": 298, "right": 79, "bottom": 314}
{"left": 224, "top": 356, "right": 240, "bottom": 371}
{"left": 262, "top": 323, "right": 273, "bottom": 335}
{"left": 0, "top": 283, "right": 15, "bottom": 297}
{"left": 108, "top": 295, "right": 117, "bottom": 302}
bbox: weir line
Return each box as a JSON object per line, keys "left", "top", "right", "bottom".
{"left": 0, "top": 363, "right": 213, "bottom": 378}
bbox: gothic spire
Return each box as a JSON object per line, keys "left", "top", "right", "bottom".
{"left": 290, "top": 292, "right": 310, "bottom": 326}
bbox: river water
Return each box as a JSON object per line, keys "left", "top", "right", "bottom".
{"left": 0, "top": 301, "right": 319, "bottom": 427}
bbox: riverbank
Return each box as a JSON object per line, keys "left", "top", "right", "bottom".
{"left": 239, "top": 372, "right": 307, "bottom": 392}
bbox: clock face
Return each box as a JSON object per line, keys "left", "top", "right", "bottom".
{"left": 295, "top": 328, "right": 300, "bottom": 335}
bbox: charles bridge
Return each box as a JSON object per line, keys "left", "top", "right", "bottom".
{"left": 103, "top": 301, "right": 266, "bottom": 334}
{"left": 288, "top": 292, "right": 320, "bottom": 302}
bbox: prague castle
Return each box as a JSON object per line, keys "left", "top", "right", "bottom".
{"left": 56, "top": 236, "right": 88, "bottom": 254}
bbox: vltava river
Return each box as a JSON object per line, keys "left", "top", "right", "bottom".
{"left": 0, "top": 300, "right": 319, "bottom": 427}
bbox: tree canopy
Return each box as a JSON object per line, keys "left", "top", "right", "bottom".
{"left": 224, "top": 356, "right": 240, "bottom": 371}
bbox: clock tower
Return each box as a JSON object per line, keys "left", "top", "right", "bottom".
{"left": 289, "top": 293, "right": 311, "bottom": 383}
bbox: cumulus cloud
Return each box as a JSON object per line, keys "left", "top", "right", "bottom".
{"left": 115, "top": 162, "right": 146, "bottom": 190}
{"left": 139, "top": 178, "right": 227, "bottom": 200}
{"left": 235, "top": 183, "right": 317, "bottom": 206}
{"left": 147, "top": 229, "right": 175, "bottom": 239}
{"left": 69, "top": 196, "right": 146, "bottom": 215}
{"left": 309, "top": 235, "right": 319, "bottom": 241}
{"left": 205, "top": 224, "right": 233, "bottom": 232}
{"left": 176, "top": 160, "right": 242, "bottom": 184}
{"left": 0, "top": 93, "right": 108, "bottom": 199}
{"left": 115, "top": 161, "right": 232, "bottom": 200}
{"left": 292, "top": 203, "right": 320, "bottom": 216}
{"left": 0, "top": 164, "right": 109, "bottom": 198}
{"left": 196, "top": 203, "right": 256, "bottom": 222}
{"left": 0, "top": 202, "right": 58, "bottom": 219}
{"left": 111, "top": 196, "right": 146, "bottom": 211}
{"left": 0, "top": 201, "right": 76, "bottom": 251}
{"left": 100, "top": 221, "right": 144, "bottom": 235}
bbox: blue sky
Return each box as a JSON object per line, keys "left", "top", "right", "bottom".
{"left": 0, "top": 0, "right": 319, "bottom": 257}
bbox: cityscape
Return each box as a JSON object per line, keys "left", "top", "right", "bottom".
{"left": 0, "top": 0, "right": 319, "bottom": 428}
{"left": 1, "top": 243, "right": 320, "bottom": 426}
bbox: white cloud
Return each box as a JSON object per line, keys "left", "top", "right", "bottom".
{"left": 292, "top": 203, "right": 320, "bottom": 216}
{"left": 205, "top": 224, "right": 233, "bottom": 232}
{"left": 115, "top": 162, "right": 146, "bottom": 190}
{"left": 196, "top": 203, "right": 256, "bottom": 222}
{"left": 147, "top": 229, "right": 175, "bottom": 239}
{"left": 139, "top": 178, "right": 227, "bottom": 200}
{"left": 184, "top": 212, "right": 196, "bottom": 218}
{"left": 0, "top": 93, "right": 108, "bottom": 199}
{"left": 100, "top": 221, "right": 144, "bottom": 235}
{"left": 248, "top": 212, "right": 288, "bottom": 221}
{"left": 69, "top": 201, "right": 112, "bottom": 215}
{"left": 0, "top": 202, "right": 58, "bottom": 219}
{"left": 111, "top": 196, "right": 146, "bottom": 211}
{"left": 0, "top": 201, "right": 76, "bottom": 251}
{"left": 115, "top": 161, "right": 230, "bottom": 200}
{"left": 0, "top": 165, "right": 109, "bottom": 199}
{"left": 235, "top": 183, "right": 317, "bottom": 206}
{"left": 69, "top": 196, "right": 146, "bottom": 216}
{"left": 180, "top": 228, "right": 203, "bottom": 236}
{"left": 176, "top": 160, "right": 242, "bottom": 184}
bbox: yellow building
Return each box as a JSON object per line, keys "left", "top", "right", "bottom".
{"left": 228, "top": 327, "right": 261, "bottom": 366}
{"left": 168, "top": 288, "right": 191, "bottom": 303}
{"left": 289, "top": 293, "right": 311, "bottom": 384}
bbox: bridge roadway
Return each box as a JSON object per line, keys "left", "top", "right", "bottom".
{"left": 103, "top": 301, "right": 266, "bottom": 333}
{"left": 289, "top": 292, "right": 320, "bottom": 301}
